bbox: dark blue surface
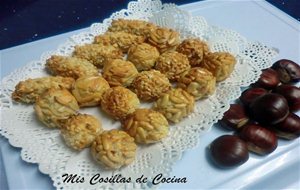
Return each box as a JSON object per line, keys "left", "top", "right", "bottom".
{"left": 0, "top": 0, "right": 299, "bottom": 50}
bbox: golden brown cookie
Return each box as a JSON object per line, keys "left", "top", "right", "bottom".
{"left": 147, "top": 27, "right": 180, "bottom": 53}
{"left": 46, "top": 55, "right": 98, "bottom": 79}
{"left": 91, "top": 129, "right": 137, "bottom": 169}
{"left": 176, "top": 38, "right": 210, "bottom": 66}
{"left": 108, "top": 19, "right": 156, "bottom": 38}
{"left": 12, "top": 76, "right": 74, "bottom": 103}
{"left": 71, "top": 76, "right": 110, "bottom": 107}
{"left": 155, "top": 51, "right": 190, "bottom": 81}
{"left": 101, "top": 86, "right": 140, "bottom": 120}
{"left": 131, "top": 70, "right": 171, "bottom": 101}
{"left": 34, "top": 88, "right": 79, "bottom": 128}
{"left": 61, "top": 114, "right": 103, "bottom": 150}
{"left": 200, "top": 52, "right": 236, "bottom": 82}
{"left": 94, "top": 31, "right": 145, "bottom": 53}
{"left": 102, "top": 59, "right": 138, "bottom": 87}
{"left": 153, "top": 88, "right": 195, "bottom": 123}
{"left": 122, "top": 109, "right": 169, "bottom": 144}
{"left": 127, "top": 43, "right": 160, "bottom": 71}
{"left": 178, "top": 67, "right": 216, "bottom": 100}
{"left": 73, "top": 44, "right": 123, "bottom": 67}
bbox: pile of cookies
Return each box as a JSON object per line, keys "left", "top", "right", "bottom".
{"left": 12, "top": 19, "right": 236, "bottom": 169}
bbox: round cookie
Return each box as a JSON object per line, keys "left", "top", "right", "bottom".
{"left": 131, "top": 70, "right": 171, "bottom": 101}
{"left": 178, "top": 67, "right": 216, "bottom": 100}
{"left": 94, "top": 31, "right": 145, "bottom": 53}
{"left": 72, "top": 76, "right": 110, "bottom": 107}
{"left": 61, "top": 114, "right": 103, "bottom": 150}
{"left": 127, "top": 43, "right": 159, "bottom": 71}
{"left": 101, "top": 86, "right": 140, "bottom": 120}
{"left": 155, "top": 51, "right": 190, "bottom": 81}
{"left": 34, "top": 88, "right": 79, "bottom": 128}
{"left": 176, "top": 38, "right": 210, "bottom": 66}
{"left": 122, "top": 109, "right": 169, "bottom": 144}
{"left": 102, "top": 59, "right": 138, "bottom": 87}
{"left": 153, "top": 88, "right": 195, "bottom": 123}
{"left": 200, "top": 52, "right": 236, "bottom": 82}
{"left": 91, "top": 129, "right": 137, "bottom": 169}
{"left": 147, "top": 27, "right": 180, "bottom": 53}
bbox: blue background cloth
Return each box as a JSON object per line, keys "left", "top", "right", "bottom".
{"left": 0, "top": 0, "right": 299, "bottom": 50}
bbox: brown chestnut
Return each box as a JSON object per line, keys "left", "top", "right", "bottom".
{"left": 249, "top": 93, "right": 289, "bottom": 125}
{"left": 253, "top": 68, "right": 280, "bottom": 89}
{"left": 271, "top": 59, "right": 300, "bottom": 83}
{"left": 240, "top": 88, "right": 268, "bottom": 107}
{"left": 209, "top": 135, "right": 249, "bottom": 167}
{"left": 274, "top": 84, "right": 300, "bottom": 112}
{"left": 239, "top": 124, "right": 277, "bottom": 155}
{"left": 272, "top": 113, "right": 300, "bottom": 140}
{"left": 219, "top": 104, "right": 249, "bottom": 130}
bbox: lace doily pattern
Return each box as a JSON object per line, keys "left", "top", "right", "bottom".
{"left": 0, "top": 0, "right": 277, "bottom": 189}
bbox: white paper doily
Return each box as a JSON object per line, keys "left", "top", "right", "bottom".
{"left": 0, "top": 0, "right": 278, "bottom": 189}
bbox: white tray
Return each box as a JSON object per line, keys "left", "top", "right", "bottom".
{"left": 1, "top": 0, "right": 300, "bottom": 189}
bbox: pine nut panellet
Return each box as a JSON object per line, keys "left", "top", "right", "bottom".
{"left": 122, "top": 109, "right": 169, "bottom": 144}
{"left": 91, "top": 129, "right": 137, "bottom": 169}
{"left": 153, "top": 88, "right": 195, "bottom": 123}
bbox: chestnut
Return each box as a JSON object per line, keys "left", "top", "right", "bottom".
{"left": 272, "top": 113, "right": 300, "bottom": 140}
{"left": 253, "top": 68, "right": 280, "bottom": 89}
{"left": 239, "top": 124, "right": 277, "bottom": 155}
{"left": 271, "top": 59, "right": 300, "bottom": 83}
{"left": 209, "top": 135, "right": 249, "bottom": 167}
{"left": 249, "top": 93, "right": 289, "bottom": 125}
{"left": 240, "top": 88, "right": 268, "bottom": 107}
{"left": 273, "top": 84, "right": 300, "bottom": 112}
{"left": 219, "top": 104, "right": 249, "bottom": 130}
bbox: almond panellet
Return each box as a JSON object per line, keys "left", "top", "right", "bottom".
{"left": 178, "top": 67, "right": 216, "bottom": 100}
{"left": 147, "top": 27, "right": 180, "bottom": 53}
{"left": 127, "top": 43, "right": 160, "bottom": 71}
{"left": 34, "top": 88, "right": 79, "bottom": 128}
{"left": 73, "top": 44, "right": 123, "bottom": 67}
{"left": 61, "top": 114, "right": 103, "bottom": 150}
{"left": 12, "top": 76, "right": 75, "bottom": 103}
{"left": 46, "top": 55, "right": 98, "bottom": 79}
{"left": 71, "top": 76, "right": 110, "bottom": 107}
{"left": 176, "top": 38, "right": 210, "bottom": 66}
{"left": 108, "top": 19, "right": 156, "bottom": 38}
{"left": 102, "top": 59, "right": 138, "bottom": 87}
{"left": 94, "top": 31, "right": 145, "bottom": 53}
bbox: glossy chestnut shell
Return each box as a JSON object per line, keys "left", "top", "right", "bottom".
{"left": 249, "top": 93, "right": 289, "bottom": 125}
{"left": 219, "top": 104, "right": 249, "bottom": 130}
{"left": 240, "top": 88, "right": 268, "bottom": 107}
{"left": 253, "top": 68, "right": 280, "bottom": 89}
{"left": 271, "top": 59, "right": 300, "bottom": 83}
{"left": 272, "top": 113, "right": 300, "bottom": 140}
{"left": 209, "top": 135, "right": 249, "bottom": 167}
{"left": 239, "top": 124, "right": 277, "bottom": 155}
{"left": 274, "top": 84, "right": 300, "bottom": 112}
